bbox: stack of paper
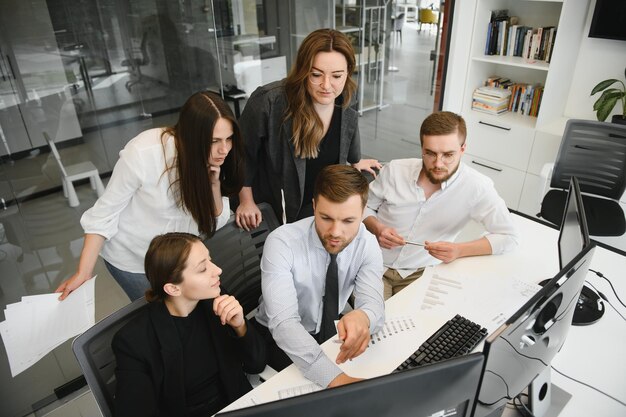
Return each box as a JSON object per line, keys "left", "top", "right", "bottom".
{"left": 0, "top": 277, "right": 96, "bottom": 377}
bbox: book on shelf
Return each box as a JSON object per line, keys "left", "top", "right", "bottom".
{"left": 473, "top": 77, "right": 544, "bottom": 118}
{"left": 472, "top": 86, "right": 511, "bottom": 115}
{"left": 483, "top": 9, "right": 557, "bottom": 63}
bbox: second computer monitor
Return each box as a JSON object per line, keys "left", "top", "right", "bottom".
{"left": 558, "top": 176, "right": 590, "bottom": 270}
{"left": 218, "top": 353, "right": 484, "bottom": 417}
{"left": 473, "top": 243, "right": 595, "bottom": 417}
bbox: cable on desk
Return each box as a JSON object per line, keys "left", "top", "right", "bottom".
{"left": 586, "top": 282, "right": 626, "bottom": 322}
{"left": 513, "top": 393, "right": 535, "bottom": 417}
{"left": 551, "top": 365, "right": 626, "bottom": 407}
{"left": 588, "top": 269, "right": 626, "bottom": 309}
{"left": 477, "top": 370, "right": 512, "bottom": 406}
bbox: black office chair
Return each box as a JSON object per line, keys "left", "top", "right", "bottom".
{"left": 204, "top": 203, "right": 279, "bottom": 315}
{"left": 72, "top": 297, "right": 148, "bottom": 417}
{"left": 538, "top": 119, "right": 626, "bottom": 236}
{"left": 121, "top": 31, "right": 150, "bottom": 92}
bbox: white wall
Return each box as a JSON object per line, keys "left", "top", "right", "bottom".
{"left": 563, "top": 0, "right": 626, "bottom": 121}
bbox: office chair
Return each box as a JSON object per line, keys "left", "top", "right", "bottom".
{"left": 204, "top": 203, "right": 279, "bottom": 316}
{"left": 204, "top": 203, "right": 280, "bottom": 384}
{"left": 538, "top": 119, "right": 626, "bottom": 236}
{"left": 393, "top": 13, "right": 406, "bottom": 44}
{"left": 44, "top": 132, "right": 105, "bottom": 207}
{"left": 72, "top": 297, "right": 149, "bottom": 417}
{"left": 121, "top": 31, "right": 150, "bottom": 92}
{"left": 418, "top": 8, "right": 439, "bottom": 33}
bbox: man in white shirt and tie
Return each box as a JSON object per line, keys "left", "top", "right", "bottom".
{"left": 254, "top": 165, "right": 385, "bottom": 388}
{"left": 364, "top": 111, "right": 519, "bottom": 299}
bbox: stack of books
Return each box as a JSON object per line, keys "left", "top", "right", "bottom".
{"left": 472, "top": 86, "right": 512, "bottom": 115}
{"left": 485, "top": 10, "right": 557, "bottom": 63}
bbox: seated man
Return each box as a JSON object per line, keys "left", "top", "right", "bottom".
{"left": 253, "top": 165, "right": 385, "bottom": 388}
{"left": 364, "top": 111, "right": 519, "bottom": 300}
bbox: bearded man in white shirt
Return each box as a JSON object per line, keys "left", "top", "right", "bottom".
{"left": 364, "top": 111, "right": 519, "bottom": 300}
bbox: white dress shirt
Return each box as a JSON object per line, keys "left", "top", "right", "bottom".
{"left": 255, "top": 217, "right": 385, "bottom": 387}
{"left": 365, "top": 159, "right": 519, "bottom": 277}
{"left": 81, "top": 128, "right": 230, "bottom": 273}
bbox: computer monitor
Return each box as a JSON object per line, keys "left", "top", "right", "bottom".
{"left": 218, "top": 353, "right": 484, "bottom": 417}
{"left": 473, "top": 243, "right": 596, "bottom": 417}
{"left": 557, "top": 177, "right": 604, "bottom": 325}
{"left": 558, "top": 177, "right": 590, "bottom": 269}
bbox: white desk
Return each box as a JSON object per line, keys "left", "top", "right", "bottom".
{"left": 221, "top": 214, "right": 626, "bottom": 416}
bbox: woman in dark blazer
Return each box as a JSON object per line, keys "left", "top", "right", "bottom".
{"left": 235, "top": 29, "right": 381, "bottom": 229}
{"left": 112, "top": 233, "right": 266, "bottom": 417}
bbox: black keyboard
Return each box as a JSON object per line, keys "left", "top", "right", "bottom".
{"left": 395, "top": 314, "right": 488, "bottom": 372}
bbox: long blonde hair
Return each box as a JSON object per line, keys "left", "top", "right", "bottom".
{"left": 284, "top": 29, "right": 357, "bottom": 159}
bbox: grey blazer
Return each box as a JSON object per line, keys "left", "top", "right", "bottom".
{"left": 239, "top": 80, "right": 361, "bottom": 223}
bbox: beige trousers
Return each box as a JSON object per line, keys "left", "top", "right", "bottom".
{"left": 383, "top": 268, "right": 425, "bottom": 300}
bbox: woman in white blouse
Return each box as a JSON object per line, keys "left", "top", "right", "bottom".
{"left": 55, "top": 91, "right": 244, "bottom": 301}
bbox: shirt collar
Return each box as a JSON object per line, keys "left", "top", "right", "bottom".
{"left": 415, "top": 159, "right": 464, "bottom": 191}
{"left": 440, "top": 162, "right": 463, "bottom": 190}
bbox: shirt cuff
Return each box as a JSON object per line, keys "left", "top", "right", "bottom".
{"left": 303, "top": 351, "right": 343, "bottom": 388}
{"left": 361, "top": 307, "right": 382, "bottom": 334}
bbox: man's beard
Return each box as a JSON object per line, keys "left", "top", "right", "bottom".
{"left": 424, "top": 162, "right": 460, "bottom": 184}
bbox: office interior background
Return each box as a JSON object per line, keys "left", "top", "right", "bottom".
{"left": 0, "top": 0, "right": 623, "bottom": 416}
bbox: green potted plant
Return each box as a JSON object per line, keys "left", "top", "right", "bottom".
{"left": 591, "top": 67, "right": 626, "bottom": 125}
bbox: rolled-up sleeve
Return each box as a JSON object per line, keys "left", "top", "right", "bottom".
{"left": 80, "top": 143, "right": 144, "bottom": 239}
{"left": 471, "top": 185, "right": 520, "bottom": 255}
{"left": 364, "top": 164, "right": 390, "bottom": 220}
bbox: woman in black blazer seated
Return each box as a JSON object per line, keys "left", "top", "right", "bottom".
{"left": 112, "top": 232, "right": 266, "bottom": 417}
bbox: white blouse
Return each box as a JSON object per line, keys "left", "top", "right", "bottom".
{"left": 81, "top": 128, "right": 230, "bottom": 273}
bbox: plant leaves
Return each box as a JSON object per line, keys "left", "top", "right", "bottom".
{"left": 597, "top": 95, "right": 619, "bottom": 121}
{"left": 593, "top": 89, "right": 623, "bottom": 111}
{"left": 591, "top": 79, "right": 621, "bottom": 95}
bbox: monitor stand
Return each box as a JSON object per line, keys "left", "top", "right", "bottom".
{"left": 537, "top": 280, "right": 605, "bottom": 326}
{"left": 572, "top": 284, "right": 605, "bottom": 325}
{"left": 498, "top": 368, "right": 572, "bottom": 417}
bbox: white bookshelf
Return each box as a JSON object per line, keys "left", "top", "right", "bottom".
{"left": 446, "top": 0, "right": 590, "bottom": 215}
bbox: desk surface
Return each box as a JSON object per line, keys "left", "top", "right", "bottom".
{"left": 221, "top": 214, "right": 626, "bottom": 416}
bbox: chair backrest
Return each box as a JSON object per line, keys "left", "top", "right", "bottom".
{"left": 394, "top": 13, "right": 405, "bottom": 31}
{"left": 72, "top": 297, "right": 149, "bottom": 417}
{"left": 204, "top": 203, "right": 279, "bottom": 315}
{"left": 43, "top": 131, "right": 68, "bottom": 177}
{"left": 551, "top": 119, "right": 626, "bottom": 200}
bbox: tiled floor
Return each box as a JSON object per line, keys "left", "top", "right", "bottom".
{"left": 1, "top": 22, "right": 440, "bottom": 417}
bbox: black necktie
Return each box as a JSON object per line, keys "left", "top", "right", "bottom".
{"left": 319, "top": 254, "right": 339, "bottom": 343}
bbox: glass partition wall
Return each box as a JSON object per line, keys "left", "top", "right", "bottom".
{"left": 0, "top": 1, "right": 449, "bottom": 415}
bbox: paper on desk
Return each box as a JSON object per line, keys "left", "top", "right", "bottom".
{"left": 413, "top": 268, "right": 541, "bottom": 333}
{"left": 0, "top": 276, "right": 96, "bottom": 377}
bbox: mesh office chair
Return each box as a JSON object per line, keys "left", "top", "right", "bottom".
{"left": 72, "top": 297, "right": 148, "bottom": 417}
{"left": 538, "top": 119, "right": 626, "bottom": 236}
{"left": 121, "top": 31, "right": 150, "bottom": 92}
{"left": 204, "top": 203, "right": 279, "bottom": 316}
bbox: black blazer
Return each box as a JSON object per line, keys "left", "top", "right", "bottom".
{"left": 239, "top": 80, "right": 361, "bottom": 223}
{"left": 112, "top": 300, "right": 266, "bottom": 417}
